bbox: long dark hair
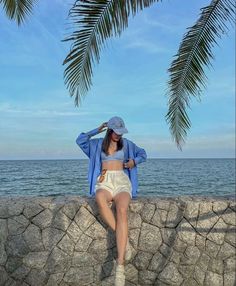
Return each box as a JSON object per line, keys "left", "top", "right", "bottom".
{"left": 102, "top": 129, "right": 123, "bottom": 155}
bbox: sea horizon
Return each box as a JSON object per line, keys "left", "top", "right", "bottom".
{"left": 0, "top": 158, "right": 235, "bottom": 198}
{"left": 0, "top": 157, "right": 235, "bottom": 161}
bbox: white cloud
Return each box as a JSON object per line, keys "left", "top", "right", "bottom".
{"left": 123, "top": 39, "right": 168, "bottom": 54}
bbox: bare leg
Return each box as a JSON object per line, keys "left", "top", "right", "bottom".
{"left": 113, "top": 192, "right": 131, "bottom": 265}
{"left": 95, "top": 189, "right": 116, "bottom": 231}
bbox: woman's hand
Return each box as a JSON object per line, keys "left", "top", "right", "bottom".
{"left": 123, "top": 159, "right": 135, "bottom": 170}
{"left": 98, "top": 122, "right": 108, "bottom": 133}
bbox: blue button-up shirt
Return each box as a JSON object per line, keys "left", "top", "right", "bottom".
{"left": 76, "top": 127, "right": 147, "bottom": 199}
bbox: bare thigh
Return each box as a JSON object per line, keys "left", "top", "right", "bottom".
{"left": 95, "top": 189, "right": 113, "bottom": 206}
{"left": 113, "top": 192, "right": 131, "bottom": 212}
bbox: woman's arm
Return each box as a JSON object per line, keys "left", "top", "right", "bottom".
{"left": 132, "top": 142, "right": 147, "bottom": 166}
{"left": 76, "top": 122, "right": 107, "bottom": 157}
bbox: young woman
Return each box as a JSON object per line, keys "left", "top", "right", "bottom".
{"left": 76, "top": 116, "right": 147, "bottom": 286}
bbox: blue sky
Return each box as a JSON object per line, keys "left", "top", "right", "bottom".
{"left": 0, "top": 0, "right": 235, "bottom": 160}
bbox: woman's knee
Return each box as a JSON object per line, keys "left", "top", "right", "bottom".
{"left": 95, "top": 189, "right": 111, "bottom": 206}
{"left": 116, "top": 205, "right": 128, "bottom": 216}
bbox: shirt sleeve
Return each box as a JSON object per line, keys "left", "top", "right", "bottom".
{"left": 76, "top": 127, "right": 100, "bottom": 157}
{"left": 132, "top": 142, "right": 147, "bottom": 165}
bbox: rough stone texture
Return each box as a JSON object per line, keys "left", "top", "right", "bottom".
{"left": 0, "top": 195, "right": 235, "bottom": 286}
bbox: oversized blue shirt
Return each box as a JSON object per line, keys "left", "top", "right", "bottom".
{"left": 76, "top": 127, "right": 147, "bottom": 199}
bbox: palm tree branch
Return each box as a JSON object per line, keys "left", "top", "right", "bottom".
{"left": 166, "top": 0, "right": 235, "bottom": 149}
{"left": 0, "top": 0, "right": 37, "bottom": 25}
{"left": 62, "top": 0, "right": 161, "bottom": 107}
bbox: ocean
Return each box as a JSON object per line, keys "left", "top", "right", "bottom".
{"left": 0, "top": 159, "right": 235, "bottom": 198}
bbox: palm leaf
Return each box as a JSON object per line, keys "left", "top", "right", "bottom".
{"left": 62, "top": 0, "right": 160, "bottom": 107}
{"left": 165, "top": 0, "right": 235, "bottom": 150}
{"left": 0, "top": 0, "right": 37, "bottom": 25}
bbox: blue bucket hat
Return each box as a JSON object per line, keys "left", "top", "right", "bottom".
{"left": 107, "top": 116, "right": 128, "bottom": 135}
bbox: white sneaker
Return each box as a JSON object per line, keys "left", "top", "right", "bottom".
{"left": 125, "top": 238, "right": 132, "bottom": 261}
{"left": 115, "top": 262, "right": 125, "bottom": 286}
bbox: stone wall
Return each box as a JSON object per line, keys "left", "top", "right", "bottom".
{"left": 0, "top": 196, "right": 235, "bottom": 286}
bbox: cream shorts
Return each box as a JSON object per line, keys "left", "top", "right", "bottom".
{"left": 95, "top": 170, "right": 132, "bottom": 199}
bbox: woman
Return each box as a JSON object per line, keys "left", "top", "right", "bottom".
{"left": 76, "top": 116, "right": 147, "bottom": 286}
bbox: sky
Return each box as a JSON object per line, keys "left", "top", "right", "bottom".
{"left": 0, "top": 0, "right": 235, "bottom": 160}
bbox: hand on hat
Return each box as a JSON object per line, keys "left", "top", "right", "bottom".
{"left": 98, "top": 122, "right": 108, "bottom": 133}
{"left": 123, "top": 159, "right": 135, "bottom": 170}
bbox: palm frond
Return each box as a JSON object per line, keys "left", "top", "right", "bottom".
{"left": 0, "top": 0, "right": 37, "bottom": 25}
{"left": 165, "top": 0, "right": 235, "bottom": 150}
{"left": 62, "top": 0, "right": 160, "bottom": 107}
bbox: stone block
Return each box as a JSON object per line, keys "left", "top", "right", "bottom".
{"left": 32, "top": 209, "right": 53, "bottom": 229}
{"left": 63, "top": 266, "right": 94, "bottom": 285}
{"left": 205, "top": 239, "right": 221, "bottom": 258}
{"left": 148, "top": 252, "right": 167, "bottom": 273}
{"left": 212, "top": 201, "right": 229, "bottom": 216}
{"left": 72, "top": 251, "right": 97, "bottom": 267}
{"left": 169, "top": 250, "right": 184, "bottom": 265}
{"left": 205, "top": 271, "right": 223, "bottom": 286}
{"left": 125, "top": 263, "right": 139, "bottom": 284}
{"left": 0, "top": 219, "right": 8, "bottom": 242}
{"left": 61, "top": 201, "right": 81, "bottom": 220}
{"left": 140, "top": 203, "right": 155, "bottom": 222}
{"left": 23, "top": 223, "right": 44, "bottom": 251}
{"left": 74, "top": 206, "right": 96, "bottom": 232}
{"left": 196, "top": 202, "right": 218, "bottom": 236}
{"left": 46, "top": 273, "right": 64, "bottom": 286}
{"left": 159, "top": 262, "right": 184, "bottom": 285}
{"left": 84, "top": 221, "right": 107, "bottom": 239}
{"left": 7, "top": 215, "right": 29, "bottom": 235}
{"left": 42, "top": 227, "right": 65, "bottom": 251}
{"left": 151, "top": 209, "right": 168, "bottom": 228}
{"left": 221, "top": 208, "right": 236, "bottom": 226}
{"left": 223, "top": 272, "right": 236, "bottom": 286}
{"left": 133, "top": 250, "right": 153, "bottom": 270}
{"left": 194, "top": 265, "right": 205, "bottom": 285}
{"left": 5, "top": 257, "right": 22, "bottom": 274}
{"left": 217, "top": 241, "right": 235, "bottom": 260}
{"left": 176, "top": 218, "right": 196, "bottom": 246}
{"left": 11, "top": 264, "right": 31, "bottom": 280}
{"left": 128, "top": 212, "right": 142, "bottom": 229}
{"left": 208, "top": 258, "right": 224, "bottom": 275}
{"left": 184, "top": 201, "right": 199, "bottom": 227}
{"left": 166, "top": 203, "right": 184, "bottom": 228}
{"left": 181, "top": 246, "right": 201, "bottom": 265}
{"left": 6, "top": 234, "right": 30, "bottom": 257}
{"left": 0, "top": 201, "right": 24, "bottom": 218}
{"left": 88, "top": 238, "right": 109, "bottom": 253}
{"left": 129, "top": 228, "right": 140, "bottom": 249}
{"left": 23, "top": 203, "right": 44, "bottom": 219}
{"left": 160, "top": 228, "right": 177, "bottom": 247}
{"left": 22, "top": 251, "right": 49, "bottom": 269}
{"left": 74, "top": 233, "right": 93, "bottom": 252}
{"left": 139, "top": 269, "right": 157, "bottom": 285}
{"left": 44, "top": 246, "right": 71, "bottom": 274}
{"left": 155, "top": 200, "right": 170, "bottom": 211}
{"left": 0, "top": 265, "right": 8, "bottom": 285}
{"left": 53, "top": 210, "right": 71, "bottom": 231}
{"left": 66, "top": 221, "right": 83, "bottom": 243}
{"left": 25, "top": 268, "right": 49, "bottom": 286}
{"left": 139, "top": 222, "right": 162, "bottom": 253}
{"left": 129, "top": 201, "right": 144, "bottom": 213}
{"left": 196, "top": 253, "right": 210, "bottom": 272}
{"left": 57, "top": 234, "right": 75, "bottom": 256}
{"left": 225, "top": 225, "right": 236, "bottom": 247}
{"left": 224, "top": 256, "right": 236, "bottom": 273}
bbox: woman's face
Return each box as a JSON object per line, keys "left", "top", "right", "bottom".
{"left": 110, "top": 130, "right": 122, "bottom": 142}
